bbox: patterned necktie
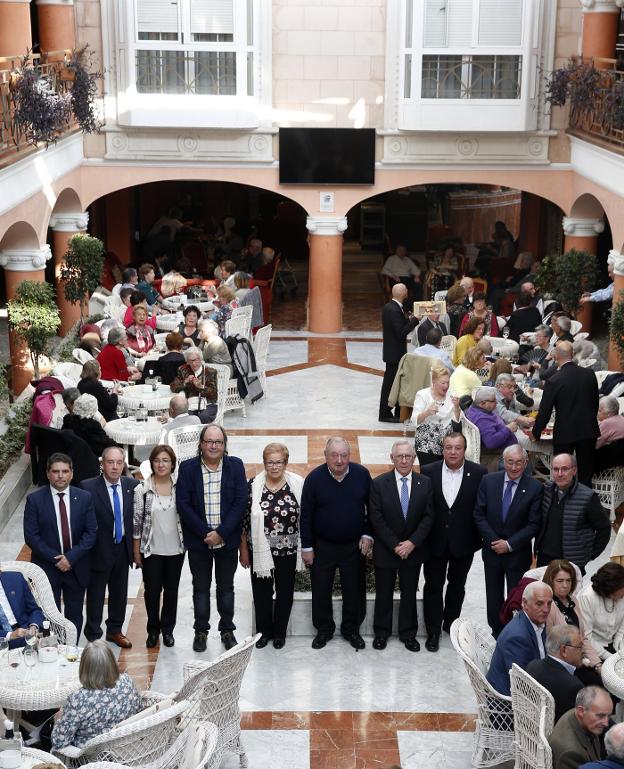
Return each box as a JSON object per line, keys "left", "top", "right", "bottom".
{"left": 111, "top": 484, "right": 123, "bottom": 544}
{"left": 58, "top": 493, "right": 71, "bottom": 552}
{"left": 501, "top": 480, "right": 516, "bottom": 522}
{"left": 400, "top": 477, "right": 409, "bottom": 519}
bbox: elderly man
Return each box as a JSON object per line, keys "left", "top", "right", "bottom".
{"left": 416, "top": 304, "right": 448, "bottom": 347}
{"left": 460, "top": 276, "right": 474, "bottom": 309}
{"left": 474, "top": 445, "right": 543, "bottom": 636}
{"left": 158, "top": 394, "right": 201, "bottom": 443}
{"left": 549, "top": 687, "right": 612, "bottom": 769}
{"left": 597, "top": 396, "right": 624, "bottom": 449}
{"left": 368, "top": 441, "right": 433, "bottom": 652}
{"left": 170, "top": 347, "right": 218, "bottom": 406}
{"left": 495, "top": 374, "right": 534, "bottom": 430}
{"left": 520, "top": 324, "right": 554, "bottom": 376}
{"left": 466, "top": 386, "right": 519, "bottom": 451}
{"left": 551, "top": 315, "right": 575, "bottom": 345}
{"left": 300, "top": 437, "right": 372, "bottom": 650}
{"left": 505, "top": 291, "right": 543, "bottom": 342}
{"left": 534, "top": 454, "right": 610, "bottom": 573}
{"left": 413, "top": 327, "right": 454, "bottom": 372}
{"left": 486, "top": 581, "right": 553, "bottom": 695}
{"left": 0, "top": 568, "right": 44, "bottom": 648}
{"left": 381, "top": 244, "right": 422, "bottom": 299}
{"left": 530, "top": 341, "right": 600, "bottom": 485}
{"left": 581, "top": 722, "right": 624, "bottom": 769}
{"left": 526, "top": 624, "right": 584, "bottom": 722}
{"left": 580, "top": 262, "right": 615, "bottom": 307}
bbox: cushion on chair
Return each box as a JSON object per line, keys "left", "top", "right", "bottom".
{"left": 182, "top": 723, "right": 206, "bottom": 769}
{"left": 115, "top": 695, "right": 174, "bottom": 727}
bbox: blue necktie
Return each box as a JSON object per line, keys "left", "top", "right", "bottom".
{"left": 112, "top": 484, "right": 123, "bottom": 544}
{"left": 0, "top": 602, "right": 11, "bottom": 635}
{"left": 501, "top": 480, "right": 516, "bottom": 522}
{"left": 400, "top": 477, "right": 409, "bottom": 519}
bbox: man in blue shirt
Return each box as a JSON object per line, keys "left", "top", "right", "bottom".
{"left": 413, "top": 327, "right": 454, "bottom": 371}
{"left": 580, "top": 262, "right": 614, "bottom": 307}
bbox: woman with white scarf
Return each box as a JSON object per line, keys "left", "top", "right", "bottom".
{"left": 239, "top": 442, "right": 304, "bottom": 649}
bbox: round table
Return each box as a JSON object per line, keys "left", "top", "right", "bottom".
{"left": 22, "top": 746, "right": 66, "bottom": 767}
{"left": 487, "top": 336, "right": 520, "bottom": 359}
{"left": 156, "top": 313, "right": 183, "bottom": 332}
{"left": 162, "top": 296, "right": 214, "bottom": 313}
{"left": 104, "top": 416, "right": 164, "bottom": 447}
{"left": 118, "top": 384, "right": 173, "bottom": 413}
{"left": 0, "top": 649, "right": 81, "bottom": 713}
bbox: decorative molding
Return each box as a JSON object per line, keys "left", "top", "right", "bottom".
{"left": 608, "top": 250, "right": 624, "bottom": 277}
{"left": 0, "top": 245, "right": 52, "bottom": 272}
{"left": 306, "top": 217, "right": 348, "bottom": 237}
{"left": 35, "top": 0, "right": 74, "bottom": 5}
{"left": 48, "top": 212, "right": 89, "bottom": 232}
{"left": 580, "top": 0, "right": 622, "bottom": 11}
{"left": 569, "top": 135, "right": 624, "bottom": 199}
{"left": 562, "top": 216, "right": 605, "bottom": 237}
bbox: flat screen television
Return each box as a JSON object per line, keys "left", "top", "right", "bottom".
{"left": 279, "top": 128, "right": 375, "bottom": 185}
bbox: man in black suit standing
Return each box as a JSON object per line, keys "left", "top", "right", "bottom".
{"left": 420, "top": 432, "right": 487, "bottom": 652}
{"left": 81, "top": 446, "right": 140, "bottom": 647}
{"left": 530, "top": 341, "right": 600, "bottom": 486}
{"left": 379, "top": 283, "right": 417, "bottom": 423}
{"left": 474, "top": 444, "right": 543, "bottom": 637}
{"left": 368, "top": 440, "right": 434, "bottom": 651}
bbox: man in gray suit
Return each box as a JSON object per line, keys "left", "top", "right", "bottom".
{"left": 158, "top": 394, "right": 201, "bottom": 443}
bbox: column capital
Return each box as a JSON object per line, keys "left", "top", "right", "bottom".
{"left": 580, "top": 0, "right": 623, "bottom": 11}
{"left": 0, "top": 245, "right": 52, "bottom": 271}
{"left": 306, "top": 216, "right": 348, "bottom": 237}
{"left": 562, "top": 216, "right": 605, "bottom": 237}
{"left": 608, "top": 249, "right": 624, "bottom": 277}
{"left": 48, "top": 212, "right": 89, "bottom": 232}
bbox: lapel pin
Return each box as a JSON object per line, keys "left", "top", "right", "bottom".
{"left": 522, "top": 489, "right": 526, "bottom": 493}
{"left": 467, "top": 472, "right": 471, "bottom": 477}
{"left": 10, "top": 591, "right": 15, "bottom": 596}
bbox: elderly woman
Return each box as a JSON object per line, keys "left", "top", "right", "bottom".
{"left": 78, "top": 360, "right": 121, "bottom": 422}
{"left": 178, "top": 305, "right": 202, "bottom": 346}
{"left": 453, "top": 316, "right": 487, "bottom": 367}
{"left": 239, "top": 442, "right": 304, "bottom": 649}
{"left": 576, "top": 562, "right": 624, "bottom": 662}
{"left": 466, "top": 386, "right": 518, "bottom": 450}
{"left": 458, "top": 291, "right": 498, "bottom": 337}
{"left": 411, "top": 363, "right": 462, "bottom": 465}
{"left": 123, "top": 291, "right": 158, "bottom": 330}
{"left": 133, "top": 445, "right": 185, "bottom": 649}
{"left": 51, "top": 640, "right": 142, "bottom": 749}
{"left": 210, "top": 285, "right": 239, "bottom": 337}
{"left": 97, "top": 327, "right": 141, "bottom": 382}
{"left": 170, "top": 347, "right": 218, "bottom": 404}
{"left": 126, "top": 305, "right": 156, "bottom": 356}
{"left": 198, "top": 318, "right": 233, "bottom": 375}
{"left": 233, "top": 271, "right": 251, "bottom": 300}
{"left": 62, "top": 394, "right": 118, "bottom": 458}
{"left": 449, "top": 347, "right": 485, "bottom": 399}
{"left": 596, "top": 396, "right": 624, "bottom": 473}
{"left": 551, "top": 314, "right": 574, "bottom": 344}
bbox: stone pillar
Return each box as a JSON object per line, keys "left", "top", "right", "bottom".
{"left": 36, "top": 0, "right": 76, "bottom": 54}
{"left": 0, "top": 0, "right": 32, "bottom": 64}
{"left": 306, "top": 216, "right": 347, "bottom": 333}
{"left": 0, "top": 245, "right": 52, "bottom": 394}
{"left": 562, "top": 215, "right": 605, "bottom": 334}
{"left": 49, "top": 212, "right": 89, "bottom": 335}
{"left": 608, "top": 249, "right": 624, "bottom": 370}
{"left": 580, "top": 0, "right": 622, "bottom": 63}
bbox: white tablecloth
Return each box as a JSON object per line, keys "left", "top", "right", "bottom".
{"left": 104, "top": 417, "right": 163, "bottom": 446}
{"left": 156, "top": 313, "right": 184, "bottom": 331}
{"left": 486, "top": 336, "right": 520, "bottom": 359}
{"left": 162, "top": 296, "right": 214, "bottom": 313}
{"left": 23, "top": 747, "right": 66, "bottom": 767}
{"left": 0, "top": 650, "right": 81, "bottom": 711}
{"left": 118, "top": 384, "right": 172, "bottom": 412}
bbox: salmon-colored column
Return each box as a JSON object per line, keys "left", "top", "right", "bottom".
{"left": 608, "top": 250, "right": 624, "bottom": 371}
{"left": 0, "top": 0, "right": 32, "bottom": 63}
{"left": 562, "top": 216, "right": 605, "bottom": 334}
{"left": 581, "top": 1, "right": 620, "bottom": 64}
{"left": 36, "top": 0, "right": 76, "bottom": 54}
{"left": 49, "top": 211, "right": 89, "bottom": 335}
{"left": 0, "top": 245, "right": 52, "bottom": 394}
{"left": 306, "top": 216, "right": 346, "bottom": 333}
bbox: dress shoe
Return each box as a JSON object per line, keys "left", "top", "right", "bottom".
{"left": 273, "top": 638, "right": 285, "bottom": 649}
{"left": 425, "top": 633, "right": 440, "bottom": 652}
{"left": 162, "top": 634, "right": 175, "bottom": 647}
{"left": 221, "top": 631, "right": 238, "bottom": 650}
{"left": 403, "top": 638, "right": 420, "bottom": 652}
{"left": 146, "top": 633, "right": 159, "bottom": 648}
{"left": 342, "top": 632, "right": 365, "bottom": 650}
{"left": 379, "top": 416, "right": 401, "bottom": 423}
{"left": 255, "top": 635, "right": 271, "bottom": 649}
{"left": 312, "top": 633, "right": 333, "bottom": 649}
{"left": 106, "top": 632, "right": 132, "bottom": 649}
{"left": 193, "top": 632, "right": 207, "bottom": 652}
{"left": 372, "top": 636, "right": 387, "bottom": 650}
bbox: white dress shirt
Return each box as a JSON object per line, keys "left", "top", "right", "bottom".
{"left": 525, "top": 612, "right": 546, "bottom": 658}
{"left": 394, "top": 470, "right": 412, "bottom": 500}
{"left": 50, "top": 485, "right": 72, "bottom": 551}
{"left": 104, "top": 479, "right": 125, "bottom": 539}
{"left": 502, "top": 474, "right": 519, "bottom": 503}
{"left": 441, "top": 462, "right": 464, "bottom": 509}
{"left": 382, "top": 255, "right": 421, "bottom": 278}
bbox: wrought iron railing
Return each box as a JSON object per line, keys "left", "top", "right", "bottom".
{"left": 421, "top": 54, "right": 522, "bottom": 100}
{"left": 136, "top": 49, "right": 237, "bottom": 95}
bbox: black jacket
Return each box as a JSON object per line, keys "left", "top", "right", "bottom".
{"left": 525, "top": 656, "right": 583, "bottom": 723}
{"left": 61, "top": 414, "right": 118, "bottom": 459}
{"left": 417, "top": 318, "right": 448, "bottom": 347}
{"left": 78, "top": 378, "right": 118, "bottom": 423}
{"left": 382, "top": 300, "right": 417, "bottom": 364}
{"left": 504, "top": 306, "right": 543, "bottom": 343}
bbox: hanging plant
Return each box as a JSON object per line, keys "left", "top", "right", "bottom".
{"left": 12, "top": 53, "right": 70, "bottom": 146}
{"left": 66, "top": 44, "right": 103, "bottom": 134}
{"left": 610, "top": 290, "right": 624, "bottom": 366}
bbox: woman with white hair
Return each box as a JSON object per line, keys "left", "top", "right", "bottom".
{"left": 62, "top": 393, "right": 119, "bottom": 458}
{"left": 198, "top": 318, "right": 233, "bottom": 375}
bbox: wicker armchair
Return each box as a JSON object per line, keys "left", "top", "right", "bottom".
{"left": 225, "top": 313, "right": 252, "bottom": 340}
{"left": 253, "top": 323, "right": 272, "bottom": 392}
{"left": 165, "top": 424, "right": 204, "bottom": 461}
{"left": 1, "top": 560, "right": 77, "bottom": 645}
{"left": 440, "top": 334, "right": 457, "bottom": 359}
{"left": 73, "top": 348, "right": 94, "bottom": 365}
{"left": 509, "top": 663, "right": 555, "bottom": 769}
{"left": 187, "top": 364, "right": 229, "bottom": 426}
{"left": 592, "top": 467, "right": 624, "bottom": 520}
{"left": 461, "top": 416, "right": 481, "bottom": 464}
{"left": 450, "top": 619, "right": 514, "bottom": 768}
{"left": 52, "top": 362, "right": 83, "bottom": 383}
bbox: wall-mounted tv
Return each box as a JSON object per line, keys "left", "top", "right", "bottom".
{"left": 279, "top": 128, "right": 375, "bottom": 185}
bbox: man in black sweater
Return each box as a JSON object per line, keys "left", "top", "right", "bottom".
{"left": 300, "top": 437, "right": 372, "bottom": 650}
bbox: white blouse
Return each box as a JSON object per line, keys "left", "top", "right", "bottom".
{"left": 411, "top": 387, "right": 457, "bottom": 427}
{"left": 576, "top": 584, "right": 624, "bottom": 660}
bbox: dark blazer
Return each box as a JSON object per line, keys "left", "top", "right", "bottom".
{"left": 177, "top": 455, "right": 248, "bottom": 551}
{"left": 486, "top": 610, "right": 545, "bottom": 695}
{"left": 526, "top": 655, "right": 583, "bottom": 723}
{"left": 78, "top": 378, "right": 118, "bottom": 422}
{"left": 533, "top": 361, "right": 600, "bottom": 444}
{"left": 420, "top": 460, "right": 488, "bottom": 558}
{"left": 504, "top": 306, "right": 543, "bottom": 342}
{"left": 24, "top": 485, "right": 98, "bottom": 588}
{"left": 142, "top": 351, "right": 185, "bottom": 386}
{"left": 474, "top": 471, "right": 543, "bottom": 566}
{"left": 0, "top": 571, "right": 45, "bottom": 647}
{"left": 417, "top": 318, "right": 448, "bottom": 347}
{"left": 80, "top": 475, "right": 140, "bottom": 570}
{"left": 368, "top": 470, "right": 434, "bottom": 568}
{"left": 382, "top": 300, "right": 417, "bottom": 364}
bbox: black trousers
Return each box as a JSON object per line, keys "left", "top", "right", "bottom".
{"left": 250, "top": 552, "right": 297, "bottom": 639}
{"left": 484, "top": 555, "right": 528, "bottom": 637}
{"left": 47, "top": 568, "right": 85, "bottom": 641}
{"left": 311, "top": 537, "right": 364, "bottom": 636}
{"left": 373, "top": 559, "right": 421, "bottom": 640}
{"left": 423, "top": 552, "right": 474, "bottom": 635}
{"left": 85, "top": 541, "right": 130, "bottom": 640}
{"left": 142, "top": 553, "right": 185, "bottom": 636}
{"left": 188, "top": 547, "right": 238, "bottom": 633}
{"left": 553, "top": 439, "right": 595, "bottom": 486}
{"left": 379, "top": 362, "right": 399, "bottom": 419}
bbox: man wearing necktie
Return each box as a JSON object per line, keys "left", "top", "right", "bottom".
{"left": 81, "top": 446, "right": 140, "bottom": 648}
{"left": 474, "top": 445, "right": 543, "bottom": 637}
{"left": 24, "top": 453, "right": 97, "bottom": 639}
{"left": 368, "top": 441, "right": 434, "bottom": 652}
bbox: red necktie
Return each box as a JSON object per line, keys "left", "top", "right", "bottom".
{"left": 58, "top": 493, "right": 71, "bottom": 552}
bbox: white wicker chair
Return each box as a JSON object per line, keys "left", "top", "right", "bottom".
{"left": 73, "top": 348, "right": 94, "bottom": 365}
{"left": 619, "top": 397, "right": 624, "bottom": 415}
{"left": 450, "top": 619, "right": 514, "bottom": 768}
{"left": 230, "top": 305, "right": 253, "bottom": 324}
{"left": 476, "top": 366, "right": 491, "bottom": 383}
{"left": 54, "top": 699, "right": 190, "bottom": 768}
{"left": 440, "top": 334, "right": 457, "bottom": 359}
{"left": 253, "top": 323, "right": 272, "bottom": 392}
{"left": 434, "top": 290, "right": 448, "bottom": 302}
{"left": 89, "top": 292, "right": 111, "bottom": 318}
{"left": 509, "top": 663, "right": 555, "bottom": 769}
{"left": 578, "top": 358, "right": 597, "bottom": 369}
{"left": 52, "top": 362, "right": 83, "bottom": 383}
{"left": 570, "top": 320, "right": 582, "bottom": 336}
{"left": 1, "top": 560, "right": 77, "bottom": 645}
{"left": 165, "top": 424, "right": 204, "bottom": 461}
{"left": 592, "top": 467, "right": 624, "bottom": 520}
{"left": 207, "top": 362, "right": 237, "bottom": 422}
{"left": 225, "top": 313, "right": 251, "bottom": 340}
{"left": 154, "top": 333, "right": 169, "bottom": 352}
{"left": 461, "top": 416, "right": 481, "bottom": 464}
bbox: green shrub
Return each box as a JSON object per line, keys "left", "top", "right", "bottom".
{"left": 0, "top": 399, "right": 33, "bottom": 478}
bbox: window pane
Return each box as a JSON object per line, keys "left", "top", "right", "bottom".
{"left": 421, "top": 55, "right": 462, "bottom": 98}
{"left": 471, "top": 55, "right": 521, "bottom": 98}
{"left": 191, "top": 0, "right": 234, "bottom": 37}
{"left": 137, "top": 0, "right": 179, "bottom": 41}
{"left": 247, "top": 0, "right": 253, "bottom": 46}
{"left": 247, "top": 52, "right": 254, "bottom": 95}
{"left": 136, "top": 50, "right": 186, "bottom": 93}
{"left": 194, "top": 51, "right": 236, "bottom": 94}
{"left": 421, "top": 54, "right": 521, "bottom": 99}
{"left": 405, "top": 0, "right": 413, "bottom": 48}
{"left": 404, "top": 54, "right": 412, "bottom": 98}
{"left": 193, "top": 32, "right": 234, "bottom": 42}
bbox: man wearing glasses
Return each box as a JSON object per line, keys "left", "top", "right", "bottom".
{"left": 177, "top": 424, "right": 247, "bottom": 652}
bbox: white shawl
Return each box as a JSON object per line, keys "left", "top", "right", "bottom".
{"left": 250, "top": 470, "right": 304, "bottom": 578}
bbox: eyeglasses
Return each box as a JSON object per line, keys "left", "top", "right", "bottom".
{"left": 265, "top": 460, "right": 285, "bottom": 467}
{"left": 202, "top": 439, "right": 224, "bottom": 447}
{"left": 564, "top": 644, "right": 583, "bottom": 650}
{"left": 394, "top": 454, "right": 415, "bottom": 461}
{"left": 154, "top": 458, "right": 172, "bottom": 464}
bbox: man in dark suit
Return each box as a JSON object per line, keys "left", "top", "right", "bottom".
{"left": 530, "top": 341, "right": 600, "bottom": 486}
{"left": 81, "top": 446, "right": 139, "bottom": 647}
{"left": 416, "top": 307, "right": 448, "bottom": 347}
{"left": 504, "top": 291, "right": 543, "bottom": 343}
{"left": 24, "top": 452, "right": 97, "bottom": 639}
{"left": 379, "top": 283, "right": 417, "bottom": 423}
{"left": 368, "top": 440, "right": 433, "bottom": 651}
{"left": 420, "top": 432, "right": 487, "bottom": 651}
{"left": 549, "top": 686, "right": 611, "bottom": 769}
{"left": 0, "top": 570, "right": 44, "bottom": 647}
{"left": 177, "top": 424, "right": 247, "bottom": 653}
{"left": 526, "top": 624, "right": 584, "bottom": 723}
{"left": 474, "top": 444, "right": 543, "bottom": 637}
{"left": 486, "top": 581, "right": 552, "bottom": 696}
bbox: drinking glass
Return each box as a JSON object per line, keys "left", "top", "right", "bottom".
{"left": 8, "top": 648, "right": 21, "bottom": 678}
{"left": 116, "top": 404, "right": 127, "bottom": 419}
{"left": 502, "top": 326, "right": 510, "bottom": 339}
{"left": 65, "top": 645, "right": 79, "bottom": 663}
{"left": 23, "top": 647, "right": 37, "bottom": 681}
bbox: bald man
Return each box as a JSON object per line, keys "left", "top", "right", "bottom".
{"left": 379, "top": 283, "right": 417, "bottom": 423}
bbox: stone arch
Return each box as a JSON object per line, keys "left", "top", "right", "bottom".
{"left": 51, "top": 187, "right": 85, "bottom": 216}
{"left": 569, "top": 192, "right": 605, "bottom": 220}
{"left": 0, "top": 221, "right": 41, "bottom": 250}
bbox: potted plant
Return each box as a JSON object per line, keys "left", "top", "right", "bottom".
{"left": 65, "top": 45, "right": 103, "bottom": 134}
{"left": 12, "top": 53, "right": 70, "bottom": 146}
{"left": 536, "top": 249, "right": 597, "bottom": 319}
{"left": 60, "top": 234, "right": 105, "bottom": 327}
{"left": 7, "top": 281, "right": 60, "bottom": 380}
{"left": 610, "top": 290, "right": 624, "bottom": 366}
